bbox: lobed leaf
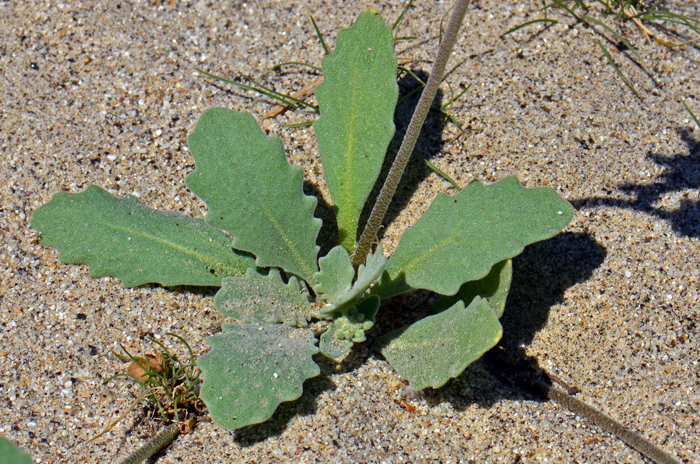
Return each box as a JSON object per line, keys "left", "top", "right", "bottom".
{"left": 187, "top": 108, "right": 322, "bottom": 283}
{"left": 199, "top": 322, "right": 320, "bottom": 430}
{"left": 30, "top": 185, "right": 255, "bottom": 287}
{"left": 319, "top": 246, "right": 387, "bottom": 318}
{"left": 431, "top": 259, "right": 512, "bottom": 318}
{"left": 314, "top": 8, "right": 398, "bottom": 252}
{"left": 373, "top": 177, "right": 573, "bottom": 298}
{"left": 313, "top": 246, "right": 354, "bottom": 303}
{"left": 215, "top": 268, "right": 316, "bottom": 327}
{"left": 380, "top": 297, "right": 502, "bottom": 390}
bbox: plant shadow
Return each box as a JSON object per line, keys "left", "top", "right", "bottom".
{"left": 232, "top": 341, "right": 379, "bottom": 445}
{"left": 571, "top": 127, "right": 700, "bottom": 238}
{"left": 407, "top": 232, "right": 607, "bottom": 409}
{"left": 356, "top": 69, "right": 449, "bottom": 242}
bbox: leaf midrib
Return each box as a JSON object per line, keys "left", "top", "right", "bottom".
{"left": 103, "top": 221, "right": 244, "bottom": 277}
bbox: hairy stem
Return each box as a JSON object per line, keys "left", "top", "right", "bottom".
{"left": 118, "top": 418, "right": 196, "bottom": 464}
{"left": 535, "top": 381, "right": 680, "bottom": 464}
{"left": 351, "top": 0, "right": 471, "bottom": 268}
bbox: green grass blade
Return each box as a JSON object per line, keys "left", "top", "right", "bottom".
{"left": 196, "top": 68, "right": 298, "bottom": 109}
{"left": 392, "top": 0, "right": 413, "bottom": 31}
{"left": 440, "top": 83, "right": 470, "bottom": 111}
{"left": 597, "top": 40, "right": 641, "bottom": 99}
{"left": 542, "top": 1, "right": 584, "bottom": 22}
{"left": 270, "top": 61, "right": 323, "bottom": 73}
{"left": 503, "top": 18, "right": 558, "bottom": 36}
{"left": 584, "top": 15, "right": 640, "bottom": 58}
{"left": 422, "top": 158, "right": 461, "bottom": 190}
{"left": 240, "top": 74, "right": 320, "bottom": 112}
{"left": 283, "top": 120, "right": 315, "bottom": 128}
{"left": 634, "top": 11, "right": 700, "bottom": 35}
{"left": 681, "top": 98, "right": 700, "bottom": 130}
{"left": 396, "top": 86, "right": 423, "bottom": 106}
{"left": 311, "top": 16, "right": 330, "bottom": 55}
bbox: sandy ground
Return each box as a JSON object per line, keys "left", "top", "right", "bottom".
{"left": 1, "top": 0, "right": 699, "bottom": 462}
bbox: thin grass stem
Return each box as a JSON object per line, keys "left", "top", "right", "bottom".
{"left": 311, "top": 16, "right": 330, "bottom": 55}
{"left": 597, "top": 40, "right": 641, "bottom": 98}
{"left": 422, "top": 158, "right": 461, "bottom": 190}
{"left": 681, "top": 98, "right": 700, "bottom": 129}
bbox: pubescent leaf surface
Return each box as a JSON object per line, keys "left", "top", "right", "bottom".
{"left": 215, "top": 268, "right": 316, "bottom": 327}
{"left": 187, "top": 108, "right": 322, "bottom": 283}
{"left": 318, "top": 246, "right": 387, "bottom": 318}
{"left": 199, "top": 322, "right": 320, "bottom": 430}
{"left": 431, "top": 259, "right": 512, "bottom": 318}
{"left": 380, "top": 297, "right": 502, "bottom": 390}
{"left": 314, "top": 8, "right": 398, "bottom": 252}
{"left": 313, "top": 246, "right": 354, "bottom": 303}
{"left": 374, "top": 177, "right": 573, "bottom": 298}
{"left": 31, "top": 185, "right": 255, "bottom": 287}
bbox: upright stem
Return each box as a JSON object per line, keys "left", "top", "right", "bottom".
{"left": 351, "top": 0, "right": 472, "bottom": 268}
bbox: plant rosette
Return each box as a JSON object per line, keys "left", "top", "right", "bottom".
{"left": 31, "top": 8, "right": 573, "bottom": 430}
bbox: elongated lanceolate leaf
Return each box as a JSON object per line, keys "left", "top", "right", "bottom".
{"left": 431, "top": 259, "right": 512, "bottom": 318}
{"left": 199, "top": 322, "right": 320, "bottom": 430}
{"left": 319, "top": 246, "right": 387, "bottom": 317}
{"left": 374, "top": 177, "right": 573, "bottom": 298}
{"left": 215, "top": 268, "right": 316, "bottom": 327}
{"left": 187, "top": 108, "right": 322, "bottom": 283}
{"left": 314, "top": 9, "right": 398, "bottom": 252}
{"left": 30, "top": 185, "right": 255, "bottom": 287}
{"left": 380, "top": 297, "right": 502, "bottom": 390}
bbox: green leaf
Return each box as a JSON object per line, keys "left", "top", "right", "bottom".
{"left": 374, "top": 177, "right": 573, "bottom": 298}
{"left": 380, "top": 297, "right": 502, "bottom": 390}
{"left": 319, "top": 295, "right": 380, "bottom": 361}
{"left": 0, "top": 436, "right": 35, "bottom": 464}
{"left": 431, "top": 259, "right": 512, "bottom": 318}
{"left": 215, "top": 268, "right": 316, "bottom": 327}
{"left": 199, "top": 322, "right": 320, "bottom": 430}
{"left": 31, "top": 185, "right": 255, "bottom": 287}
{"left": 319, "top": 246, "right": 387, "bottom": 318}
{"left": 314, "top": 8, "right": 398, "bottom": 252}
{"left": 318, "top": 326, "right": 354, "bottom": 361}
{"left": 186, "top": 108, "right": 322, "bottom": 283}
{"left": 313, "top": 246, "right": 354, "bottom": 303}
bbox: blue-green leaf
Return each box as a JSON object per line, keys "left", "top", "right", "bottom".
{"left": 187, "top": 108, "right": 322, "bottom": 283}
{"left": 313, "top": 246, "right": 354, "bottom": 303}
{"left": 319, "top": 246, "right": 387, "bottom": 318}
{"left": 30, "top": 185, "right": 255, "bottom": 287}
{"left": 374, "top": 177, "right": 573, "bottom": 298}
{"left": 314, "top": 8, "right": 398, "bottom": 252}
{"left": 380, "top": 297, "right": 502, "bottom": 390}
{"left": 215, "top": 268, "right": 316, "bottom": 327}
{"left": 199, "top": 322, "right": 320, "bottom": 430}
{"left": 431, "top": 259, "right": 512, "bottom": 318}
